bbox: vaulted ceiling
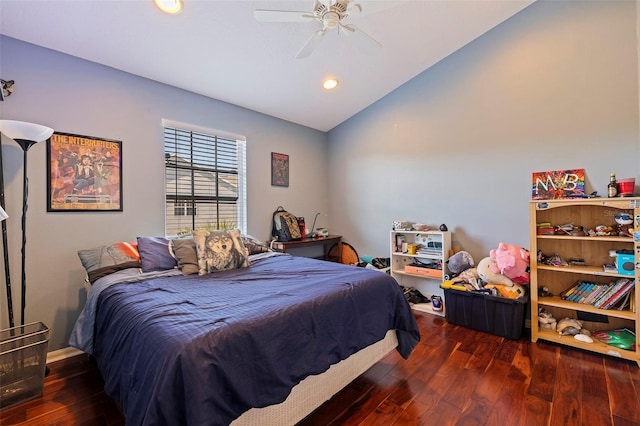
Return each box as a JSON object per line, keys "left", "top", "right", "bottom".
{"left": 0, "top": 0, "right": 535, "bottom": 131}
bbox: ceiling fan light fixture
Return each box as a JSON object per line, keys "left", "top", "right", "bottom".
{"left": 323, "top": 78, "right": 339, "bottom": 90}
{"left": 323, "top": 11, "right": 340, "bottom": 29}
{"left": 154, "top": 0, "right": 182, "bottom": 14}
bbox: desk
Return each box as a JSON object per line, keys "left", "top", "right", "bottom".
{"left": 271, "top": 235, "right": 342, "bottom": 262}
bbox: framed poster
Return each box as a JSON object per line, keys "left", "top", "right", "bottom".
{"left": 271, "top": 152, "right": 289, "bottom": 187}
{"left": 47, "top": 132, "right": 123, "bottom": 211}
{"left": 531, "top": 168, "right": 585, "bottom": 200}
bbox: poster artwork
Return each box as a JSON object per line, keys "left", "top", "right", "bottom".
{"left": 47, "top": 132, "right": 123, "bottom": 211}
{"left": 531, "top": 169, "right": 585, "bottom": 200}
{"left": 271, "top": 152, "right": 289, "bottom": 187}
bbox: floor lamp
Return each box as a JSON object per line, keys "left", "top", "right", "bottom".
{"left": 0, "top": 120, "right": 54, "bottom": 327}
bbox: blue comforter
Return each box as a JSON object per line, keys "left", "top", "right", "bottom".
{"left": 89, "top": 254, "right": 419, "bottom": 425}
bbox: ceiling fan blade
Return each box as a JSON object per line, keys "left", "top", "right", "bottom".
{"left": 254, "top": 9, "right": 314, "bottom": 23}
{"left": 341, "top": 23, "right": 382, "bottom": 50}
{"left": 295, "top": 29, "right": 326, "bottom": 59}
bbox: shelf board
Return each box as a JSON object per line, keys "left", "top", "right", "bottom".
{"left": 537, "top": 296, "right": 636, "bottom": 321}
{"left": 534, "top": 329, "right": 639, "bottom": 364}
{"left": 410, "top": 302, "right": 445, "bottom": 317}
{"left": 536, "top": 235, "right": 633, "bottom": 243}
{"left": 393, "top": 270, "right": 444, "bottom": 280}
{"left": 536, "top": 264, "right": 628, "bottom": 278}
{"left": 392, "top": 252, "right": 443, "bottom": 259}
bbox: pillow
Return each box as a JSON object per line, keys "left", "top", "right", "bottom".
{"left": 170, "top": 237, "right": 199, "bottom": 275}
{"left": 241, "top": 234, "right": 272, "bottom": 255}
{"left": 192, "top": 229, "right": 250, "bottom": 275}
{"left": 137, "top": 236, "right": 178, "bottom": 272}
{"left": 78, "top": 242, "right": 141, "bottom": 284}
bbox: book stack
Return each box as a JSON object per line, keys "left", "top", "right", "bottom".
{"left": 559, "top": 278, "right": 635, "bottom": 310}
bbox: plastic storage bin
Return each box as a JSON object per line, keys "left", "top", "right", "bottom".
{"left": 0, "top": 322, "right": 49, "bottom": 408}
{"left": 444, "top": 289, "right": 528, "bottom": 339}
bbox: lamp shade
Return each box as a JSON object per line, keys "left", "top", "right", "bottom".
{"left": 0, "top": 120, "right": 53, "bottom": 143}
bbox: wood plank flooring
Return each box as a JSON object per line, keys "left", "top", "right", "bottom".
{"left": 2, "top": 311, "right": 639, "bottom": 425}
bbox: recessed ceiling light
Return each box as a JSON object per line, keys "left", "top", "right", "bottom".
{"left": 154, "top": 0, "right": 182, "bottom": 14}
{"left": 323, "top": 78, "right": 338, "bottom": 90}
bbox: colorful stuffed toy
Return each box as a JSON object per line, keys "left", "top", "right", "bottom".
{"left": 489, "top": 242, "right": 530, "bottom": 285}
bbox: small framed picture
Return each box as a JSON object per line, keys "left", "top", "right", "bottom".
{"left": 271, "top": 152, "right": 289, "bottom": 187}
{"left": 47, "top": 132, "right": 123, "bottom": 211}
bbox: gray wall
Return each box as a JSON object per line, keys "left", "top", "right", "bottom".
{"left": 328, "top": 1, "right": 639, "bottom": 264}
{"left": 1, "top": 0, "right": 639, "bottom": 352}
{"left": 0, "top": 36, "right": 328, "bottom": 349}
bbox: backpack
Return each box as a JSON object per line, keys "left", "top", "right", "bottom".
{"left": 271, "top": 206, "right": 302, "bottom": 242}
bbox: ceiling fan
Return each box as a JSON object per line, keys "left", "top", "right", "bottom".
{"left": 254, "top": 0, "right": 382, "bottom": 59}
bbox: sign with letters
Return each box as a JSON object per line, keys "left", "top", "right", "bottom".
{"left": 532, "top": 169, "right": 585, "bottom": 200}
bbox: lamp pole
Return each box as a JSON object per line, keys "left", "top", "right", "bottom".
{"left": 15, "top": 139, "right": 38, "bottom": 327}
{"left": 0, "top": 139, "right": 14, "bottom": 328}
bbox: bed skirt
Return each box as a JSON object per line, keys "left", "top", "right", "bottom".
{"left": 232, "top": 329, "right": 398, "bottom": 425}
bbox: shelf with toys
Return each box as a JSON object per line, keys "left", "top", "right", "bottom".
{"left": 529, "top": 197, "right": 639, "bottom": 366}
{"left": 390, "top": 223, "right": 451, "bottom": 316}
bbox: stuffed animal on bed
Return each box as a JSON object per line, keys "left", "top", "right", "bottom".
{"left": 489, "top": 242, "right": 530, "bottom": 285}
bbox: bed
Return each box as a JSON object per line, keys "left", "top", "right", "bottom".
{"left": 70, "top": 234, "right": 420, "bottom": 426}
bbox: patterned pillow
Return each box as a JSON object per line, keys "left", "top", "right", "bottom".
{"left": 241, "top": 234, "right": 272, "bottom": 255}
{"left": 78, "top": 242, "right": 141, "bottom": 284}
{"left": 170, "top": 237, "right": 199, "bottom": 276}
{"left": 137, "top": 236, "right": 178, "bottom": 272}
{"left": 192, "top": 229, "right": 250, "bottom": 275}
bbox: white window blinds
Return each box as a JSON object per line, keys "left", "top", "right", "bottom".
{"left": 163, "top": 121, "right": 246, "bottom": 236}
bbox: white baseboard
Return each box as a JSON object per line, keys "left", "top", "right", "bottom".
{"left": 47, "top": 346, "right": 85, "bottom": 364}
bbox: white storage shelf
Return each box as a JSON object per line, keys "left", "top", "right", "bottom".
{"left": 390, "top": 230, "right": 451, "bottom": 316}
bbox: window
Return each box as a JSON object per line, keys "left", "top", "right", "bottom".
{"left": 173, "top": 200, "right": 196, "bottom": 216}
{"left": 163, "top": 120, "right": 246, "bottom": 236}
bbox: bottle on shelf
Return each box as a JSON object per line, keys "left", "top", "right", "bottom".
{"left": 608, "top": 173, "right": 618, "bottom": 198}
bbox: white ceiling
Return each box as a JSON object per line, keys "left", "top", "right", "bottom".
{"left": 0, "top": 0, "right": 535, "bottom": 132}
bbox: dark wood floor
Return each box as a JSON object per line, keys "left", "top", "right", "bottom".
{"left": 2, "top": 311, "right": 640, "bottom": 425}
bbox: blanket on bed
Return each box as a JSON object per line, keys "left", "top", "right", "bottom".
{"left": 87, "top": 254, "right": 419, "bottom": 425}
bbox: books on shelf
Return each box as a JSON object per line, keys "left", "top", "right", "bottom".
{"left": 600, "top": 279, "right": 635, "bottom": 310}
{"left": 559, "top": 279, "right": 635, "bottom": 310}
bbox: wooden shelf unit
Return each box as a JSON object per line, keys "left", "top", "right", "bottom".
{"left": 529, "top": 198, "right": 639, "bottom": 365}
{"left": 390, "top": 229, "right": 451, "bottom": 317}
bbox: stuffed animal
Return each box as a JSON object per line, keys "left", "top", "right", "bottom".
{"left": 476, "top": 257, "right": 526, "bottom": 299}
{"left": 446, "top": 251, "right": 474, "bottom": 276}
{"left": 477, "top": 257, "right": 515, "bottom": 287}
{"left": 450, "top": 268, "right": 480, "bottom": 290}
{"left": 614, "top": 213, "right": 634, "bottom": 237}
{"left": 489, "top": 242, "right": 530, "bottom": 285}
